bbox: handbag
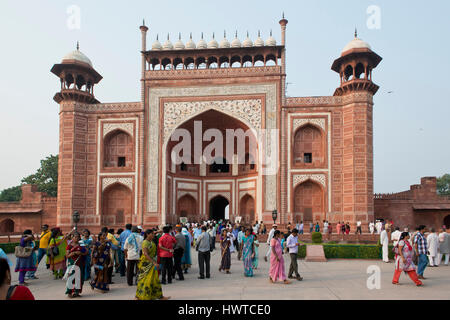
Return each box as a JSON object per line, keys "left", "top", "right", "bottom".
{"left": 15, "top": 246, "right": 33, "bottom": 258}
{"left": 47, "top": 246, "right": 59, "bottom": 257}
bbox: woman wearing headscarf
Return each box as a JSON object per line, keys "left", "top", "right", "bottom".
{"left": 181, "top": 227, "right": 192, "bottom": 274}
{"left": 392, "top": 232, "right": 423, "bottom": 286}
{"left": 47, "top": 228, "right": 69, "bottom": 279}
{"left": 90, "top": 232, "right": 112, "bottom": 293}
{"left": 218, "top": 229, "right": 231, "bottom": 274}
{"left": 135, "top": 229, "right": 169, "bottom": 300}
{"left": 15, "top": 230, "right": 36, "bottom": 286}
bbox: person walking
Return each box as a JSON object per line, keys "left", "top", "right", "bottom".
{"left": 253, "top": 234, "right": 260, "bottom": 270}
{"left": 315, "top": 222, "right": 320, "bottom": 233}
{"left": 269, "top": 230, "right": 290, "bottom": 285}
{"left": 36, "top": 224, "right": 51, "bottom": 272}
{"left": 414, "top": 225, "right": 428, "bottom": 279}
{"left": 438, "top": 227, "right": 449, "bottom": 266}
{"left": 219, "top": 229, "right": 231, "bottom": 274}
{"left": 241, "top": 228, "right": 255, "bottom": 277}
{"left": 298, "top": 221, "right": 304, "bottom": 235}
{"left": 380, "top": 228, "right": 390, "bottom": 263}
{"left": 345, "top": 222, "right": 351, "bottom": 235}
{"left": 15, "top": 230, "right": 36, "bottom": 286}
{"left": 81, "top": 229, "right": 93, "bottom": 281}
{"left": 336, "top": 222, "right": 341, "bottom": 235}
{"left": 47, "top": 228, "right": 69, "bottom": 279}
{"left": 124, "top": 226, "right": 144, "bottom": 286}
{"left": 286, "top": 229, "right": 303, "bottom": 281}
{"left": 118, "top": 224, "right": 132, "bottom": 277}
{"left": 196, "top": 226, "right": 211, "bottom": 279}
{"left": 369, "top": 221, "right": 375, "bottom": 234}
{"left": 135, "top": 230, "right": 169, "bottom": 300}
{"left": 309, "top": 222, "right": 313, "bottom": 233}
{"left": 181, "top": 228, "right": 192, "bottom": 274}
{"left": 427, "top": 228, "right": 440, "bottom": 267}
{"left": 264, "top": 225, "right": 278, "bottom": 262}
{"left": 158, "top": 226, "right": 176, "bottom": 284}
{"left": 237, "top": 226, "right": 245, "bottom": 260}
{"left": 392, "top": 232, "right": 423, "bottom": 286}
{"left": 323, "top": 220, "right": 329, "bottom": 234}
{"left": 64, "top": 232, "right": 87, "bottom": 298}
{"left": 172, "top": 226, "right": 185, "bottom": 281}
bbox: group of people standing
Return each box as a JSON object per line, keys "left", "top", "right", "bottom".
{"left": 380, "top": 224, "right": 450, "bottom": 286}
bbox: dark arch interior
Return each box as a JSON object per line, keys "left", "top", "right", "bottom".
{"left": 210, "top": 196, "right": 229, "bottom": 221}
{"left": 444, "top": 215, "right": 450, "bottom": 229}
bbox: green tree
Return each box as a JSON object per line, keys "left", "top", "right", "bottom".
{"left": 0, "top": 185, "right": 22, "bottom": 202}
{"left": 21, "top": 154, "right": 59, "bottom": 197}
{"left": 437, "top": 174, "right": 450, "bottom": 195}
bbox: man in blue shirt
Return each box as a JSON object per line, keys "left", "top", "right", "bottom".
{"left": 414, "top": 225, "right": 428, "bottom": 280}
{"left": 118, "top": 224, "right": 132, "bottom": 277}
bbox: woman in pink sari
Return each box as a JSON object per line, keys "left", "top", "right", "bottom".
{"left": 269, "top": 230, "right": 290, "bottom": 284}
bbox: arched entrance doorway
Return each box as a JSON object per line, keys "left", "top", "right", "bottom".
{"left": 210, "top": 196, "right": 229, "bottom": 221}
{"left": 444, "top": 215, "right": 450, "bottom": 229}
{"left": 293, "top": 180, "right": 325, "bottom": 224}
{"left": 0, "top": 219, "right": 14, "bottom": 233}
{"left": 177, "top": 194, "right": 197, "bottom": 224}
{"left": 240, "top": 194, "right": 255, "bottom": 225}
{"left": 102, "top": 183, "right": 132, "bottom": 226}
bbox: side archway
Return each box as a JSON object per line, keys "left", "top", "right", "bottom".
{"left": 239, "top": 194, "right": 255, "bottom": 225}
{"left": 0, "top": 219, "right": 14, "bottom": 233}
{"left": 177, "top": 194, "right": 197, "bottom": 224}
{"left": 293, "top": 180, "right": 325, "bottom": 224}
{"left": 102, "top": 183, "right": 132, "bottom": 226}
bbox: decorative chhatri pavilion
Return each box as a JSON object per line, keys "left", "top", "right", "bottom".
{"left": 48, "top": 15, "right": 383, "bottom": 231}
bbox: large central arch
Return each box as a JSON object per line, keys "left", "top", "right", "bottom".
{"left": 162, "top": 108, "right": 261, "bottom": 224}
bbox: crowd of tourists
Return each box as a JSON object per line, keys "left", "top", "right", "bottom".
{"left": 1, "top": 219, "right": 449, "bottom": 300}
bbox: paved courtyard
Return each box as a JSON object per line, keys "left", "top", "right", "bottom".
{"left": 7, "top": 243, "right": 450, "bottom": 300}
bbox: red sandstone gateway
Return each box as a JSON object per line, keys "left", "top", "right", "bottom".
{"left": 5, "top": 17, "right": 445, "bottom": 235}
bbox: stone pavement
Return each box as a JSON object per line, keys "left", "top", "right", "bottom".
{"left": 7, "top": 243, "right": 450, "bottom": 300}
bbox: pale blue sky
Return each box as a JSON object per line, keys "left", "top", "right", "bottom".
{"left": 0, "top": 0, "right": 449, "bottom": 193}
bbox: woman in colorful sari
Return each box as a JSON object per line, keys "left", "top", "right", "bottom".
{"left": 392, "top": 232, "right": 423, "bottom": 286}
{"left": 81, "top": 229, "right": 93, "bottom": 281}
{"left": 64, "top": 232, "right": 87, "bottom": 298}
{"left": 47, "top": 228, "right": 68, "bottom": 280}
{"left": 136, "top": 229, "right": 169, "bottom": 300}
{"left": 269, "top": 230, "right": 290, "bottom": 284}
{"left": 241, "top": 228, "right": 255, "bottom": 277}
{"left": 15, "top": 230, "right": 36, "bottom": 286}
{"left": 219, "top": 229, "right": 231, "bottom": 274}
{"left": 90, "top": 232, "right": 111, "bottom": 293}
{"left": 181, "top": 228, "right": 192, "bottom": 274}
{"left": 253, "top": 234, "right": 260, "bottom": 270}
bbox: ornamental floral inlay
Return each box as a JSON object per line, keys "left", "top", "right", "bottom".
{"left": 103, "top": 123, "right": 134, "bottom": 138}
{"left": 102, "top": 177, "right": 133, "bottom": 191}
{"left": 292, "top": 174, "right": 326, "bottom": 188}
{"left": 163, "top": 99, "right": 262, "bottom": 142}
{"left": 293, "top": 118, "right": 325, "bottom": 133}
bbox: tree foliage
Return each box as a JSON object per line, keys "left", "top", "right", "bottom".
{"left": 21, "top": 155, "right": 59, "bottom": 197}
{"left": 437, "top": 174, "right": 450, "bottom": 195}
{"left": 0, "top": 154, "right": 59, "bottom": 202}
{"left": 0, "top": 185, "right": 22, "bottom": 202}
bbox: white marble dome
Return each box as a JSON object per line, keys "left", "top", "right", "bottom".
{"left": 62, "top": 49, "right": 93, "bottom": 67}
{"left": 342, "top": 37, "right": 371, "bottom": 54}
{"left": 254, "top": 32, "right": 264, "bottom": 47}
{"left": 231, "top": 33, "right": 241, "bottom": 48}
{"left": 186, "top": 34, "right": 196, "bottom": 49}
{"left": 152, "top": 35, "right": 162, "bottom": 50}
{"left": 220, "top": 36, "right": 230, "bottom": 48}
{"left": 162, "top": 35, "right": 173, "bottom": 50}
{"left": 197, "top": 33, "right": 207, "bottom": 49}
{"left": 208, "top": 34, "right": 219, "bottom": 49}
{"left": 265, "top": 32, "right": 276, "bottom": 46}
{"left": 242, "top": 33, "right": 253, "bottom": 47}
{"left": 174, "top": 34, "right": 185, "bottom": 50}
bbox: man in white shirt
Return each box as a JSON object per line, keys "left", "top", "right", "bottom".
{"left": 286, "top": 229, "right": 303, "bottom": 281}
{"left": 380, "top": 229, "right": 389, "bottom": 262}
{"left": 391, "top": 227, "right": 402, "bottom": 247}
{"left": 264, "top": 225, "right": 277, "bottom": 262}
{"left": 438, "top": 227, "right": 449, "bottom": 266}
{"left": 124, "top": 226, "right": 144, "bottom": 286}
{"left": 369, "top": 221, "right": 375, "bottom": 234}
{"left": 376, "top": 220, "right": 382, "bottom": 234}
{"left": 427, "top": 228, "right": 440, "bottom": 267}
{"left": 356, "top": 221, "right": 362, "bottom": 235}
